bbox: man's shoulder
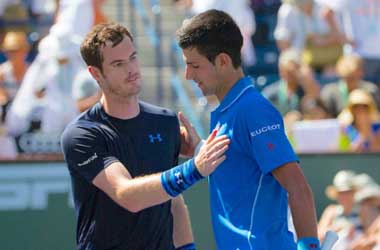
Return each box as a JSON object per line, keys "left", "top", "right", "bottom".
{"left": 321, "top": 81, "right": 340, "bottom": 95}
{"left": 140, "top": 101, "right": 177, "bottom": 118}
{"left": 237, "top": 86, "right": 279, "bottom": 117}
{"left": 245, "top": 84, "right": 275, "bottom": 105}
{"left": 360, "top": 80, "right": 379, "bottom": 91}
{"left": 68, "top": 105, "right": 102, "bottom": 127}
{"left": 61, "top": 106, "right": 105, "bottom": 142}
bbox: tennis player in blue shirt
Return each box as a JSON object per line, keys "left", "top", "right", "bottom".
{"left": 177, "top": 9, "right": 320, "bottom": 250}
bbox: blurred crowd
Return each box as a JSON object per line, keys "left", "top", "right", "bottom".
{"left": 266, "top": 0, "right": 380, "bottom": 154}
{"left": 0, "top": 0, "right": 379, "bottom": 158}
{"left": 0, "top": 0, "right": 105, "bottom": 158}
{"left": 319, "top": 170, "right": 380, "bottom": 250}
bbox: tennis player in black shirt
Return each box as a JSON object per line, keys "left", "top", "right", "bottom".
{"left": 61, "top": 22, "right": 229, "bottom": 250}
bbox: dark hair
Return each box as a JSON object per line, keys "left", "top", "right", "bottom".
{"left": 176, "top": 9, "right": 243, "bottom": 68}
{"left": 80, "top": 22, "right": 133, "bottom": 71}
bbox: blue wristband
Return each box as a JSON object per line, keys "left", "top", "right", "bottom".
{"left": 297, "top": 237, "right": 320, "bottom": 250}
{"left": 161, "top": 159, "right": 204, "bottom": 197}
{"left": 175, "top": 242, "right": 196, "bottom": 250}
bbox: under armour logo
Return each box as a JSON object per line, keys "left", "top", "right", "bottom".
{"left": 174, "top": 171, "right": 184, "bottom": 185}
{"left": 148, "top": 133, "right": 163, "bottom": 143}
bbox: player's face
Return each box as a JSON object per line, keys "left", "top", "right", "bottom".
{"left": 182, "top": 47, "right": 222, "bottom": 97}
{"left": 98, "top": 35, "right": 142, "bottom": 98}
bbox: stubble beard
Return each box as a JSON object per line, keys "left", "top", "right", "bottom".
{"left": 106, "top": 78, "right": 141, "bottom": 100}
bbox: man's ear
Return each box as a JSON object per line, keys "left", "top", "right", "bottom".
{"left": 215, "top": 52, "right": 232, "bottom": 68}
{"left": 88, "top": 66, "right": 103, "bottom": 84}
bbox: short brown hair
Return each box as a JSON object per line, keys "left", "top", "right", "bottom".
{"left": 80, "top": 22, "right": 133, "bottom": 71}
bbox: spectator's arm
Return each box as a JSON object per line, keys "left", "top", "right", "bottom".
{"left": 298, "top": 65, "right": 320, "bottom": 98}
{"left": 317, "top": 205, "right": 337, "bottom": 240}
{"left": 76, "top": 90, "right": 102, "bottom": 113}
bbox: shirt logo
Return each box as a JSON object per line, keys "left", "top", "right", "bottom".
{"left": 250, "top": 124, "right": 280, "bottom": 138}
{"left": 267, "top": 143, "right": 275, "bottom": 150}
{"left": 77, "top": 153, "right": 98, "bottom": 167}
{"left": 148, "top": 133, "right": 163, "bottom": 143}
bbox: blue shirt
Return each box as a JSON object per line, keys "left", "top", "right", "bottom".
{"left": 209, "top": 77, "right": 298, "bottom": 250}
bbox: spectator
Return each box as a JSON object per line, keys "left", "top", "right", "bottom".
{"left": 6, "top": 0, "right": 106, "bottom": 138}
{"left": 0, "top": 0, "right": 18, "bottom": 17}
{"left": 0, "top": 0, "right": 29, "bottom": 34}
{"left": 316, "top": 0, "right": 380, "bottom": 83}
{"left": 0, "top": 118, "right": 17, "bottom": 159}
{"left": 0, "top": 31, "right": 30, "bottom": 122}
{"left": 319, "top": 170, "right": 360, "bottom": 243}
{"left": 72, "top": 69, "right": 101, "bottom": 113}
{"left": 277, "top": 95, "right": 332, "bottom": 139}
{"left": 4, "top": 0, "right": 107, "bottom": 154}
{"left": 23, "top": 0, "right": 58, "bottom": 38}
{"left": 274, "top": 0, "right": 346, "bottom": 73}
{"left": 338, "top": 89, "right": 380, "bottom": 153}
{"left": 299, "top": 96, "right": 331, "bottom": 120}
{"left": 348, "top": 184, "right": 380, "bottom": 250}
{"left": 262, "top": 49, "right": 319, "bottom": 117}
{"left": 321, "top": 54, "right": 380, "bottom": 117}
{"left": 0, "top": 0, "right": 26, "bottom": 28}
{"left": 354, "top": 173, "right": 378, "bottom": 190}
{"left": 0, "top": 1, "right": 19, "bottom": 41}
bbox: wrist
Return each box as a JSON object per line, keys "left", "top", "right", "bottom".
{"left": 175, "top": 242, "right": 196, "bottom": 250}
{"left": 297, "top": 237, "right": 320, "bottom": 250}
{"left": 161, "top": 159, "right": 204, "bottom": 197}
{"left": 194, "top": 139, "right": 205, "bottom": 157}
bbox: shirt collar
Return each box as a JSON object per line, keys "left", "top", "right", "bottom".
{"left": 214, "top": 76, "right": 254, "bottom": 113}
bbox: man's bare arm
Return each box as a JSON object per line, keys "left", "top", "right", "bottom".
{"left": 272, "top": 162, "right": 318, "bottom": 239}
{"left": 92, "top": 132, "right": 230, "bottom": 212}
{"left": 171, "top": 195, "right": 194, "bottom": 248}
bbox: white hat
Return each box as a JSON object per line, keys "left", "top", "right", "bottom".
{"left": 355, "top": 184, "right": 380, "bottom": 203}
{"left": 354, "top": 173, "right": 378, "bottom": 189}
{"left": 326, "top": 170, "right": 357, "bottom": 200}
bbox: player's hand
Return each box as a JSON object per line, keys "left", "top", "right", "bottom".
{"left": 194, "top": 129, "right": 230, "bottom": 177}
{"left": 178, "top": 111, "right": 201, "bottom": 158}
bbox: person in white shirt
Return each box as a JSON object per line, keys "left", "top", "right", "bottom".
{"left": 316, "top": 0, "right": 380, "bottom": 83}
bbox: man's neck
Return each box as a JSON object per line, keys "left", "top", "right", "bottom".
{"left": 345, "top": 79, "right": 359, "bottom": 92}
{"left": 101, "top": 95, "right": 140, "bottom": 119}
{"left": 216, "top": 68, "right": 245, "bottom": 101}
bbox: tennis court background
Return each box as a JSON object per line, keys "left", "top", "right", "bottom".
{"left": 0, "top": 153, "right": 379, "bottom": 250}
